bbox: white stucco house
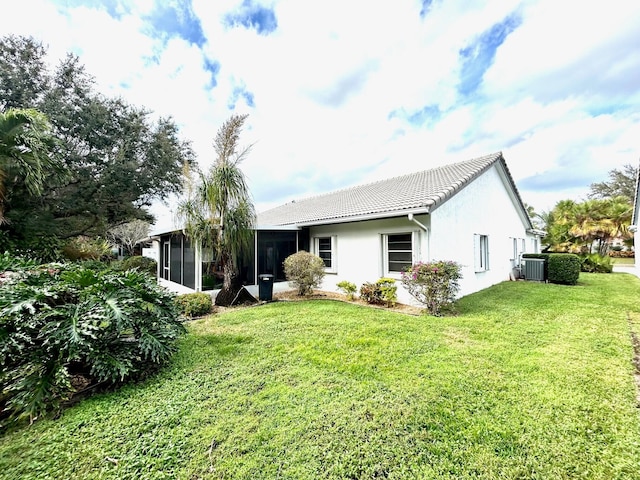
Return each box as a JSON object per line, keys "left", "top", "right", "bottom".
{"left": 152, "top": 152, "right": 543, "bottom": 304}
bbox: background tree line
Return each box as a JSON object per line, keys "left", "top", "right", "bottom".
{"left": 0, "top": 35, "right": 194, "bottom": 257}
{"left": 534, "top": 164, "right": 636, "bottom": 256}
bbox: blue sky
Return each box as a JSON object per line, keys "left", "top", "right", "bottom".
{"left": 2, "top": 0, "right": 639, "bottom": 232}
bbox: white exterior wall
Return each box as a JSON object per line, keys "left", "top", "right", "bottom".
{"left": 309, "top": 216, "right": 430, "bottom": 306}
{"left": 429, "top": 164, "right": 532, "bottom": 296}
{"left": 309, "top": 164, "right": 536, "bottom": 305}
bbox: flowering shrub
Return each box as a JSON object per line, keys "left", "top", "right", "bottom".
{"left": 401, "top": 261, "right": 462, "bottom": 316}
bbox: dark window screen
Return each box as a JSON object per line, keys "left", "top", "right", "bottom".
{"left": 183, "top": 237, "right": 195, "bottom": 289}
{"left": 170, "top": 235, "right": 181, "bottom": 284}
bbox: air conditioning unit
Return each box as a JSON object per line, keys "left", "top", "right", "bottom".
{"left": 524, "top": 258, "right": 545, "bottom": 282}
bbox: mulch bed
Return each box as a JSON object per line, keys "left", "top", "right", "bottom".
{"left": 273, "top": 289, "right": 425, "bottom": 316}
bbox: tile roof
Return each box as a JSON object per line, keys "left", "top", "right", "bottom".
{"left": 258, "top": 152, "right": 522, "bottom": 226}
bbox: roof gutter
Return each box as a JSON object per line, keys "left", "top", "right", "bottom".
{"left": 290, "top": 206, "right": 431, "bottom": 227}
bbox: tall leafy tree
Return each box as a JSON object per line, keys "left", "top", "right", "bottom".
{"left": 0, "top": 108, "right": 63, "bottom": 223}
{"left": 0, "top": 35, "right": 194, "bottom": 247}
{"left": 177, "top": 114, "right": 256, "bottom": 306}
{"left": 589, "top": 164, "right": 638, "bottom": 203}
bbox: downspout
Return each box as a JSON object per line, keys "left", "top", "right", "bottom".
{"left": 408, "top": 213, "right": 430, "bottom": 262}
{"left": 408, "top": 213, "right": 428, "bottom": 231}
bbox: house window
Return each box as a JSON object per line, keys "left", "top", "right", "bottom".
{"left": 512, "top": 237, "right": 525, "bottom": 265}
{"left": 315, "top": 236, "right": 336, "bottom": 273}
{"left": 385, "top": 233, "right": 413, "bottom": 274}
{"left": 474, "top": 234, "right": 489, "bottom": 272}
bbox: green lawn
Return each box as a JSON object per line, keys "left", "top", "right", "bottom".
{"left": 2, "top": 274, "right": 640, "bottom": 479}
{"left": 612, "top": 257, "right": 635, "bottom": 266}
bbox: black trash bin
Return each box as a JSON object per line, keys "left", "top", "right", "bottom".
{"left": 258, "top": 274, "right": 274, "bottom": 301}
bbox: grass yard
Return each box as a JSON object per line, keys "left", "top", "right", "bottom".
{"left": 612, "top": 257, "right": 635, "bottom": 266}
{"left": 2, "top": 273, "right": 640, "bottom": 479}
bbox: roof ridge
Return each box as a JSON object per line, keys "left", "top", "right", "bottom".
{"left": 257, "top": 152, "right": 508, "bottom": 226}
{"left": 263, "top": 151, "right": 502, "bottom": 210}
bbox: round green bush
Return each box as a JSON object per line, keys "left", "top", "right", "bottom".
{"left": 175, "top": 292, "right": 213, "bottom": 318}
{"left": 283, "top": 251, "right": 326, "bottom": 296}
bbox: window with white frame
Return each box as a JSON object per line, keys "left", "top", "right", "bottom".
{"left": 315, "top": 236, "right": 336, "bottom": 272}
{"left": 474, "top": 234, "right": 489, "bottom": 272}
{"left": 384, "top": 233, "right": 414, "bottom": 274}
{"left": 512, "top": 237, "right": 525, "bottom": 265}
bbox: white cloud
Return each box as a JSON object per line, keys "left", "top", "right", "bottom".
{"left": 1, "top": 0, "right": 639, "bottom": 228}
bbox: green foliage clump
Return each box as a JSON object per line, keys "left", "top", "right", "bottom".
{"left": 175, "top": 292, "right": 213, "bottom": 318}
{"left": 0, "top": 251, "right": 39, "bottom": 272}
{"left": 401, "top": 260, "right": 463, "bottom": 316}
{"left": 547, "top": 253, "right": 581, "bottom": 285}
{"left": 580, "top": 254, "right": 613, "bottom": 273}
{"left": 336, "top": 280, "right": 357, "bottom": 300}
{"left": 284, "top": 251, "right": 326, "bottom": 296}
{"left": 0, "top": 36, "right": 195, "bottom": 243}
{"left": 359, "top": 277, "right": 397, "bottom": 307}
{"left": 113, "top": 255, "right": 157, "bottom": 275}
{"left": 62, "top": 236, "right": 113, "bottom": 261}
{"left": 0, "top": 260, "right": 185, "bottom": 426}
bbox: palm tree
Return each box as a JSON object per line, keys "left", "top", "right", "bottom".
{"left": 546, "top": 197, "right": 633, "bottom": 255}
{"left": 177, "top": 114, "right": 256, "bottom": 305}
{"left": 0, "top": 108, "right": 59, "bottom": 223}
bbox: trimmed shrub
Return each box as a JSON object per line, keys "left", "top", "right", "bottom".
{"left": 175, "top": 292, "right": 213, "bottom": 318}
{"left": 336, "top": 280, "right": 357, "bottom": 300}
{"left": 401, "top": 260, "right": 463, "bottom": 316}
{"left": 0, "top": 262, "right": 185, "bottom": 426}
{"left": 580, "top": 254, "right": 613, "bottom": 273}
{"left": 547, "top": 253, "right": 581, "bottom": 285}
{"left": 359, "top": 277, "right": 397, "bottom": 307}
{"left": 284, "top": 251, "right": 326, "bottom": 296}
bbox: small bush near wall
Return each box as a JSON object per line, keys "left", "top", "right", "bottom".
{"left": 175, "top": 292, "right": 213, "bottom": 318}
{"left": 336, "top": 281, "right": 357, "bottom": 300}
{"left": 284, "top": 251, "right": 326, "bottom": 296}
{"left": 580, "top": 254, "right": 613, "bottom": 273}
{"left": 547, "top": 253, "right": 581, "bottom": 285}
{"left": 401, "top": 260, "right": 463, "bottom": 316}
{"left": 359, "top": 278, "right": 397, "bottom": 307}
